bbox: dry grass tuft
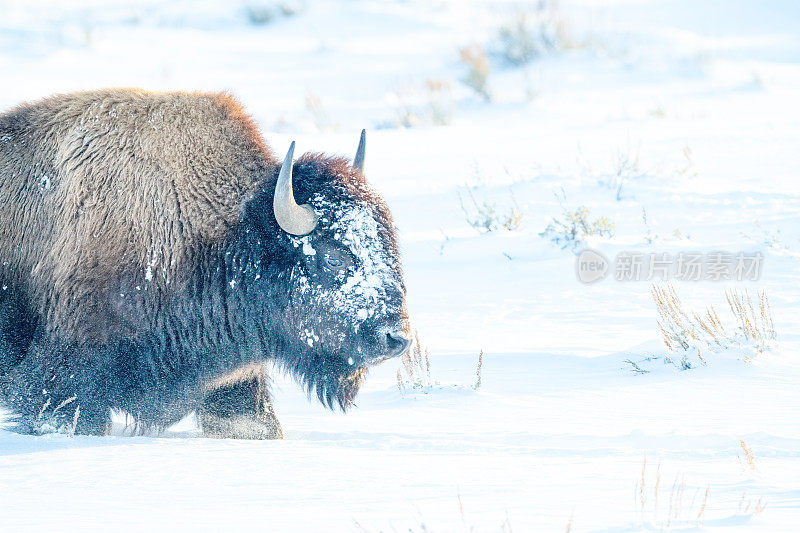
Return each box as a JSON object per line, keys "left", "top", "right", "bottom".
{"left": 304, "top": 92, "right": 339, "bottom": 132}
{"left": 652, "top": 284, "right": 703, "bottom": 353}
{"left": 396, "top": 333, "right": 485, "bottom": 394}
{"left": 635, "top": 457, "right": 715, "bottom": 528}
{"left": 738, "top": 493, "right": 768, "bottom": 516}
{"left": 739, "top": 440, "right": 759, "bottom": 473}
{"left": 696, "top": 485, "right": 710, "bottom": 524}
{"left": 474, "top": 350, "right": 484, "bottom": 390}
{"left": 637, "top": 455, "right": 648, "bottom": 515}
{"left": 425, "top": 79, "right": 454, "bottom": 126}
{"left": 651, "top": 283, "right": 777, "bottom": 368}
{"left": 397, "top": 330, "right": 433, "bottom": 392}
{"left": 726, "top": 290, "right": 776, "bottom": 352}
{"left": 502, "top": 510, "right": 514, "bottom": 533}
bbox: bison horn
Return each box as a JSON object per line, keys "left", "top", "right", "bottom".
{"left": 353, "top": 129, "right": 366, "bottom": 176}
{"left": 273, "top": 141, "right": 319, "bottom": 236}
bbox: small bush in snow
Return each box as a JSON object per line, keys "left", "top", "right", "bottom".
{"left": 582, "top": 143, "right": 697, "bottom": 201}
{"left": 651, "top": 284, "right": 777, "bottom": 368}
{"left": 458, "top": 44, "right": 492, "bottom": 101}
{"left": 245, "top": 2, "right": 302, "bottom": 25}
{"left": 540, "top": 205, "right": 615, "bottom": 250}
{"left": 642, "top": 208, "right": 690, "bottom": 245}
{"left": 595, "top": 142, "right": 645, "bottom": 200}
{"left": 390, "top": 79, "right": 454, "bottom": 128}
{"left": 458, "top": 188, "right": 523, "bottom": 233}
{"left": 245, "top": 5, "right": 276, "bottom": 25}
{"left": 741, "top": 221, "right": 789, "bottom": 251}
{"left": 495, "top": 2, "right": 571, "bottom": 66}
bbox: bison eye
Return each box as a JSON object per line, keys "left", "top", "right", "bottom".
{"left": 324, "top": 254, "right": 343, "bottom": 268}
{"left": 321, "top": 250, "right": 349, "bottom": 272}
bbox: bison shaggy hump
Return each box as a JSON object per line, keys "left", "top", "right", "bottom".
{"left": 0, "top": 89, "right": 410, "bottom": 437}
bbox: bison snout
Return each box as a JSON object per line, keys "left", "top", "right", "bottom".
{"left": 364, "top": 328, "right": 410, "bottom": 365}
{"left": 385, "top": 330, "right": 411, "bottom": 358}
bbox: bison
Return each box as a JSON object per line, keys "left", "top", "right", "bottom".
{"left": 0, "top": 89, "right": 410, "bottom": 438}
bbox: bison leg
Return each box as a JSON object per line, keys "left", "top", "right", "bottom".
{"left": 3, "top": 338, "right": 112, "bottom": 436}
{"left": 12, "top": 406, "right": 109, "bottom": 436}
{"left": 200, "top": 364, "right": 283, "bottom": 440}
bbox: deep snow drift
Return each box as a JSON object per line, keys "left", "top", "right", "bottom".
{"left": 1, "top": 0, "right": 799, "bottom": 531}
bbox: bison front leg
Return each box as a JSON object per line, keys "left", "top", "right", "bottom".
{"left": 199, "top": 364, "right": 283, "bottom": 440}
{"left": 3, "top": 339, "right": 113, "bottom": 437}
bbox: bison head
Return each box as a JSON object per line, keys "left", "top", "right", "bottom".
{"left": 245, "top": 131, "right": 410, "bottom": 409}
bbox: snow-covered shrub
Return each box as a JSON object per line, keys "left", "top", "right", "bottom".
{"left": 582, "top": 142, "right": 696, "bottom": 202}
{"left": 741, "top": 221, "right": 789, "bottom": 251}
{"left": 641, "top": 208, "right": 689, "bottom": 245}
{"left": 424, "top": 79, "right": 455, "bottom": 126}
{"left": 651, "top": 284, "right": 776, "bottom": 368}
{"left": 458, "top": 188, "right": 523, "bottom": 233}
{"left": 595, "top": 143, "right": 645, "bottom": 200}
{"left": 458, "top": 43, "right": 491, "bottom": 101}
{"left": 245, "top": 2, "right": 302, "bottom": 26}
{"left": 540, "top": 205, "right": 615, "bottom": 250}
{"left": 389, "top": 79, "right": 454, "bottom": 128}
{"left": 495, "top": 1, "right": 571, "bottom": 66}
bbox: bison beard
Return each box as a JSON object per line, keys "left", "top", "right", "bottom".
{"left": 0, "top": 89, "right": 410, "bottom": 437}
{"left": 321, "top": 366, "right": 367, "bottom": 410}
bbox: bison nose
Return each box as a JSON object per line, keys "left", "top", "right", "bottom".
{"left": 385, "top": 330, "right": 411, "bottom": 358}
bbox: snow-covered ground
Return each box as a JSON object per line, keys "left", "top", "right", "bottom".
{"left": 1, "top": 0, "right": 799, "bottom": 530}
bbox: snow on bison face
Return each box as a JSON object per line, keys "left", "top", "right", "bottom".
{"left": 265, "top": 134, "right": 410, "bottom": 409}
